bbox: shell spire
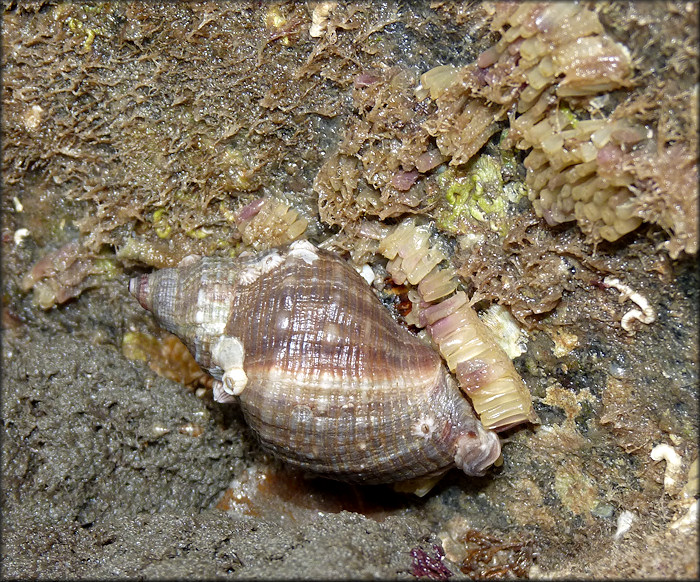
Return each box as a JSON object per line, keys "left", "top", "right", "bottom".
{"left": 129, "top": 268, "right": 186, "bottom": 339}
{"left": 128, "top": 274, "right": 149, "bottom": 310}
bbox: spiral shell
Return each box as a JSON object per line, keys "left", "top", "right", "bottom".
{"left": 129, "top": 240, "right": 501, "bottom": 484}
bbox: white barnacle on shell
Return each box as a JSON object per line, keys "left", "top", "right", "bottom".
{"left": 260, "top": 252, "right": 285, "bottom": 274}
{"left": 287, "top": 239, "right": 318, "bottom": 264}
{"left": 412, "top": 414, "right": 437, "bottom": 439}
{"left": 211, "top": 335, "right": 247, "bottom": 396}
{"left": 238, "top": 264, "right": 262, "bottom": 285}
{"left": 239, "top": 250, "right": 284, "bottom": 285}
{"left": 213, "top": 379, "right": 237, "bottom": 403}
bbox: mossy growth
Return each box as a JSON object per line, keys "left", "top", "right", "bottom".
{"left": 92, "top": 256, "right": 120, "bottom": 279}
{"left": 122, "top": 331, "right": 160, "bottom": 363}
{"left": 61, "top": 3, "right": 108, "bottom": 53}
{"left": 435, "top": 152, "right": 526, "bottom": 235}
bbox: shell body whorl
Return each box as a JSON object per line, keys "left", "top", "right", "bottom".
{"left": 130, "top": 241, "right": 500, "bottom": 484}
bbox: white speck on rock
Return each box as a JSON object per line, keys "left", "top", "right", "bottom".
{"left": 650, "top": 443, "right": 683, "bottom": 492}
{"left": 603, "top": 276, "right": 656, "bottom": 334}
{"left": 14, "top": 228, "right": 30, "bottom": 246}
{"left": 613, "top": 510, "right": 635, "bottom": 540}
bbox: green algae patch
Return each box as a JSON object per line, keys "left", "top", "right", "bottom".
{"left": 435, "top": 153, "right": 526, "bottom": 235}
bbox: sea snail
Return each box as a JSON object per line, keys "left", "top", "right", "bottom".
{"left": 129, "top": 240, "right": 503, "bottom": 485}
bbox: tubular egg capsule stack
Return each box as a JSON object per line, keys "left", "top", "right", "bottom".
{"left": 378, "top": 219, "right": 538, "bottom": 432}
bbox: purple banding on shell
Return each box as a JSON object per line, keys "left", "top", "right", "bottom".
{"left": 129, "top": 275, "right": 149, "bottom": 309}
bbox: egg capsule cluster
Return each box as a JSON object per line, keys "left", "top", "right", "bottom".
{"left": 377, "top": 219, "right": 537, "bottom": 431}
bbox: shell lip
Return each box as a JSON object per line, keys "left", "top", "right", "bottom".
{"left": 454, "top": 425, "right": 502, "bottom": 476}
